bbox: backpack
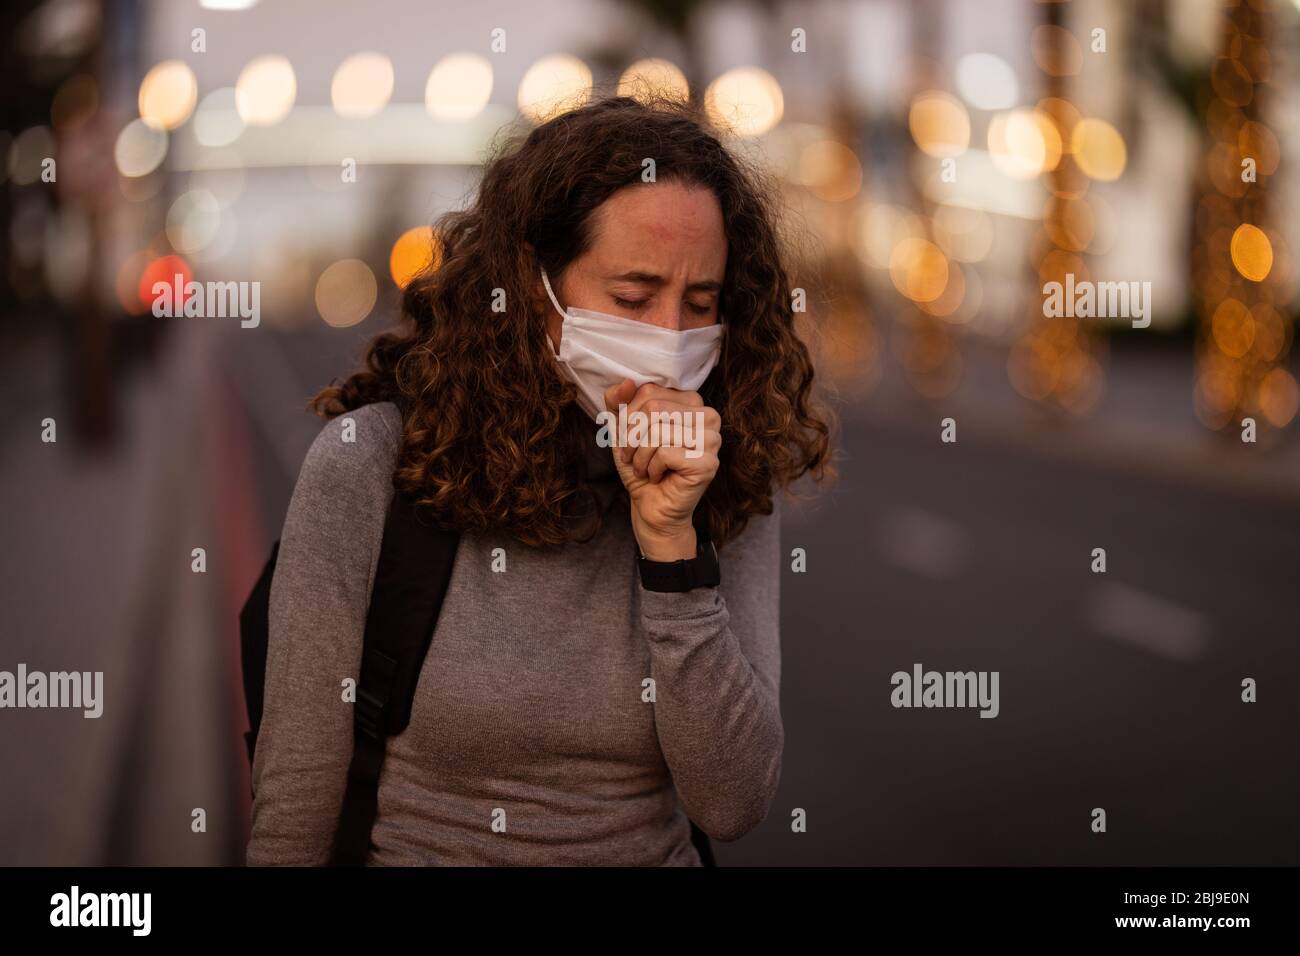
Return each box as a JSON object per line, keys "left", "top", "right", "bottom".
{"left": 239, "top": 490, "right": 717, "bottom": 867}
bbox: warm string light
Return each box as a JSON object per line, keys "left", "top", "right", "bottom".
{"left": 119, "top": 45, "right": 826, "bottom": 333}
{"left": 1009, "top": 0, "right": 1106, "bottom": 417}
{"left": 895, "top": 75, "right": 965, "bottom": 401}
{"left": 1192, "top": 1, "right": 1298, "bottom": 434}
{"left": 804, "top": 113, "right": 879, "bottom": 400}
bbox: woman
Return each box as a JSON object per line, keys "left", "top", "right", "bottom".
{"left": 246, "top": 95, "right": 830, "bottom": 866}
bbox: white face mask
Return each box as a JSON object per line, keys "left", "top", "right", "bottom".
{"left": 542, "top": 268, "right": 724, "bottom": 421}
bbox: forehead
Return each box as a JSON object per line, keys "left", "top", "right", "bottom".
{"left": 585, "top": 181, "right": 727, "bottom": 275}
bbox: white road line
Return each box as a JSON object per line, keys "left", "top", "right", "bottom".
{"left": 876, "top": 508, "right": 972, "bottom": 580}
{"left": 1086, "top": 581, "right": 1211, "bottom": 662}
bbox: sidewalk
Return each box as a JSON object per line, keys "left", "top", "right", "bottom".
{"left": 0, "top": 321, "right": 252, "bottom": 864}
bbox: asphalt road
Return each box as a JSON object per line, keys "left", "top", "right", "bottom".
{"left": 730, "top": 412, "right": 1300, "bottom": 865}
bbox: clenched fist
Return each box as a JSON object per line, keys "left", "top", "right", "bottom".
{"left": 603, "top": 379, "right": 722, "bottom": 562}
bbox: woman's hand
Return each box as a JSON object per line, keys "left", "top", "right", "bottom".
{"left": 603, "top": 379, "right": 722, "bottom": 562}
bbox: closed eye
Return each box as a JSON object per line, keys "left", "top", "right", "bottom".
{"left": 612, "top": 296, "right": 716, "bottom": 318}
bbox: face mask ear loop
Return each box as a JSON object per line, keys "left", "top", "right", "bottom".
{"left": 539, "top": 268, "right": 568, "bottom": 321}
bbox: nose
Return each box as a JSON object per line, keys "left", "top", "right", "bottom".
{"left": 646, "top": 293, "right": 687, "bottom": 331}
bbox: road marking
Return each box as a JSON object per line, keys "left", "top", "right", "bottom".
{"left": 876, "top": 508, "right": 972, "bottom": 580}
{"left": 1086, "top": 581, "right": 1211, "bottom": 661}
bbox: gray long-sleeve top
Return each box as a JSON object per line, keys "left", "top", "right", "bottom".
{"left": 245, "top": 401, "right": 783, "bottom": 865}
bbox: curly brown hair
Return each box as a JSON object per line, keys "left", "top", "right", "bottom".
{"left": 313, "top": 94, "right": 830, "bottom": 547}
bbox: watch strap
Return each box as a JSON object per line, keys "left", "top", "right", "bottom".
{"left": 638, "top": 537, "right": 720, "bottom": 592}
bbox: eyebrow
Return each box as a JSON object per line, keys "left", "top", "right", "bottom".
{"left": 609, "top": 271, "right": 722, "bottom": 293}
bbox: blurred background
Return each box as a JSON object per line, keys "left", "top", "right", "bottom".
{"left": 1, "top": 0, "right": 1298, "bottom": 866}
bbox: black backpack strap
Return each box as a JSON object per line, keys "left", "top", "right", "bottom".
{"left": 240, "top": 540, "right": 279, "bottom": 772}
{"left": 689, "top": 820, "right": 716, "bottom": 866}
{"left": 330, "top": 493, "right": 458, "bottom": 866}
{"left": 686, "top": 510, "right": 719, "bottom": 867}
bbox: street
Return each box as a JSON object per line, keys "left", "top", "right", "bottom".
{"left": 741, "top": 410, "right": 1300, "bottom": 865}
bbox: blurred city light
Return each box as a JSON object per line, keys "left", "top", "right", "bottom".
{"left": 114, "top": 118, "right": 167, "bottom": 177}
{"left": 908, "top": 90, "right": 970, "bottom": 158}
{"left": 1030, "top": 24, "right": 1082, "bottom": 76}
{"left": 704, "top": 66, "right": 784, "bottom": 137}
{"left": 889, "top": 237, "right": 949, "bottom": 304}
{"left": 330, "top": 52, "right": 395, "bottom": 119}
{"left": 235, "top": 54, "right": 297, "bottom": 127}
{"left": 618, "top": 58, "right": 690, "bottom": 103}
{"left": 932, "top": 205, "right": 993, "bottom": 264}
{"left": 988, "top": 108, "right": 1061, "bottom": 180}
{"left": 8, "top": 126, "right": 55, "bottom": 185}
{"left": 138, "top": 254, "right": 193, "bottom": 313}
{"left": 389, "top": 226, "right": 440, "bottom": 288}
{"left": 315, "top": 258, "right": 378, "bottom": 328}
{"left": 166, "top": 190, "right": 222, "bottom": 255}
{"left": 425, "top": 53, "right": 494, "bottom": 121}
{"left": 855, "top": 203, "right": 924, "bottom": 271}
{"left": 138, "top": 60, "right": 198, "bottom": 131}
{"left": 955, "top": 52, "right": 1019, "bottom": 111}
{"left": 1070, "top": 118, "right": 1127, "bottom": 182}
{"left": 799, "top": 140, "right": 863, "bottom": 203}
{"left": 518, "top": 54, "right": 592, "bottom": 123}
{"left": 1231, "top": 223, "right": 1274, "bottom": 282}
{"left": 193, "top": 88, "right": 245, "bottom": 148}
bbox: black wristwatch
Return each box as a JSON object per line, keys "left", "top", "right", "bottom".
{"left": 637, "top": 536, "right": 721, "bottom": 592}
